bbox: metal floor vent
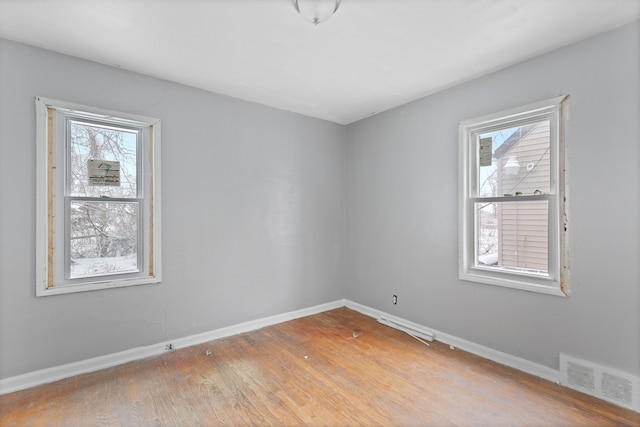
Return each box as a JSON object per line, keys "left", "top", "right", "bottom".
{"left": 560, "top": 354, "right": 639, "bottom": 412}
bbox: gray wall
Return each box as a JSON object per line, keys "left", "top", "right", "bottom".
{"left": 0, "top": 39, "right": 346, "bottom": 379}
{"left": 1, "top": 21, "right": 638, "bottom": 382}
{"left": 346, "top": 21, "right": 639, "bottom": 375}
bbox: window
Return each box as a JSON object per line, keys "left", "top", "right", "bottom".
{"left": 36, "top": 97, "right": 161, "bottom": 296}
{"left": 459, "top": 96, "right": 568, "bottom": 296}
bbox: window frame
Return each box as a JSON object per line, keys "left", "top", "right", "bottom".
{"left": 35, "top": 97, "right": 162, "bottom": 296}
{"left": 458, "top": 96, "right": 568, "bottom": 296}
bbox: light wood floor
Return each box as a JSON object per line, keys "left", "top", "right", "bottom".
{"left": 1, "top": 307, "right": 638, "bottom": 426}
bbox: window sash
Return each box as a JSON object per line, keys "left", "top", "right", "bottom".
{"left": 65, "top": 198, "right": 144, "bottom": 281}
{"left": 473, "top": 198, "right": 551, "bottom": 276}
{"left": 467, "top": 113, "right": 559, "bottom": 199}
{"left": 65, "top": 117, "right": 143, "bottom": 200}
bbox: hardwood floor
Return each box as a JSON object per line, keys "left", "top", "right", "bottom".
{"left": 1, "top": 307, "right": 638, "bottom": 426}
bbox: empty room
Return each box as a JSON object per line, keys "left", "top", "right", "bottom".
{"left": 0, "top": 0, "right": 639, "bottom": 425}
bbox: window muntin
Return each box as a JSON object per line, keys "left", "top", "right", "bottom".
{"left": 36, "top": 97, "right": 161, "bottom": 296}
{"left": 459, "top": 96, "right": 568, "bottom": 296}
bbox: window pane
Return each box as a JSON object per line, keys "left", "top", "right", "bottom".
{"left": 475, "top": 200, "right": 548, "bottom": 275}
{"left": 69, "top": 201, "right": 139, "bottom": 278}
{"left": 68, "top": 120, "right": 138, "bottom": 198}
{"left": 477, "top": 120, "right": 551, "bottom": 197}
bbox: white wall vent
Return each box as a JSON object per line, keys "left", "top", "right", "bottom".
{"left": 560, "top": 354, "right": 639, "bottom": 412}
{"left": 601, "top": 372, "right": 633, "bottom": 405}
{"left": 566, "top": 361, "right": 595, "bottom": 390}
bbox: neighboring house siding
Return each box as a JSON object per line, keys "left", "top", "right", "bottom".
{"left": 497, "top": 121, "right": 550, "bottom": 272}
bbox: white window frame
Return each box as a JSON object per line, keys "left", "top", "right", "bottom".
{"left": 35, "top": 97, "right": 162, "bottom": 296}
{"left": 459, "top": 96, "right": 568, "bottom": 296}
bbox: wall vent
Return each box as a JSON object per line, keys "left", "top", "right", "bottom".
{"left": 601, "top": 372, "right": 633, "bottom": 405}
{"left": 560, "top": 354, "right": 639, "bottom": 412}
{"left": 566, "top": 361, "right": 595, "bottom": 390}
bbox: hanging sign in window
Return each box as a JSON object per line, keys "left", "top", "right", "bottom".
{"left": 88, "top": 160, "right": 121, "bottom": 186}
{"left": 479, "top": 137, "right": 493, "bottom": 167}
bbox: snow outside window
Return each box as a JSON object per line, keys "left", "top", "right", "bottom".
{"left": 459, "top": 96, "right": 568, "bottom": 296}
{"left": 35, "top": 98, "right": 161, "bottom": 296}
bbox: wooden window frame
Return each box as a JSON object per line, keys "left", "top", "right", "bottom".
{"left": 35, "top": 97, "right": 162, "bottom": 296}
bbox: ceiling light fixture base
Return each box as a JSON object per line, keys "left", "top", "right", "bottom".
{"left": 294, "top": 0, "right": 342, "bottom": 25}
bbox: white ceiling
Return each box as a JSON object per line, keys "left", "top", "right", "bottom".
{"left": 0, "top": 0, "right": 638, "bottom": 124}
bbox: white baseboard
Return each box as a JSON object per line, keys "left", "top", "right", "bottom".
{"left": 4, "top": 297, "right": 636, "bottom": 414}
{"left": 344, "top": 300, "right": 559, "bottom": 383}
{"left": 0, "top": 300, "right": 344, "bottom": 395}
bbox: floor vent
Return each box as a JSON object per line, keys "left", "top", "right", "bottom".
{"left": 560, "top": 354, "right": 639, "bottom": 412}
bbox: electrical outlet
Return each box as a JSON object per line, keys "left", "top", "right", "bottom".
{"left": 392, "top": 295, "right": 398, "bottom": 305}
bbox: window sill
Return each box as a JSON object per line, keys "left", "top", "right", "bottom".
{"left": 36, "top": 276, "right": 161, "bottom": 297}
{"left": 460, "top": 269, "right": 567, "bottom": 297}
